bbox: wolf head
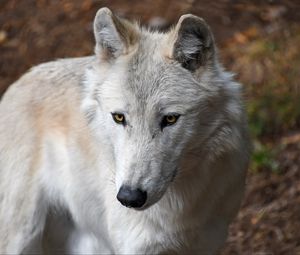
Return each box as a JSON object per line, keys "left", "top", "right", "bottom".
{"left": 82, "top": 8, "right": 242, "bottom": 209}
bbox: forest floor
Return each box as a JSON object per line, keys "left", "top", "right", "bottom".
{"left": 0, "top": 1, "right": 299, "bottom": 254}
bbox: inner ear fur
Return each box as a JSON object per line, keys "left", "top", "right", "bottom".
{"left": 171, "top": 14, "right": 215, "bottom": 71}
{"left": 93, "top": 7, "right": 139, "bottom": 60}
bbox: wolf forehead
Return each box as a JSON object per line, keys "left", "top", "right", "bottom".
{"left": 97, "top": 37, "right": 204, "bottom": 112}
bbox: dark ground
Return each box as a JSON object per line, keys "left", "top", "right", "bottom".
{"left": 0, "top": 1, "right": 300, "bottom": 254}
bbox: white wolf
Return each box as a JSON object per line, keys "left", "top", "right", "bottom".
{"left": 0, "top": 7, "right": 250, "bottom": 254}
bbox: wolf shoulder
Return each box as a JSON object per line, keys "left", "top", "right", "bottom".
{"left": 0, "top": 56, "right": 97, "bottom": 159}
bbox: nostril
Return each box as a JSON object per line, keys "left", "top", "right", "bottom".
{"left": 117, "top": 185, "right": 147, "bottom": 208}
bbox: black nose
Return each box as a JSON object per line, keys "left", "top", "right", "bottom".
{"left": 117, "top": 186, "right": 147, "bottom": 208}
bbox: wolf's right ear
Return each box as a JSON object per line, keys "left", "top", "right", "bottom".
{"left": 94, "top": 8, "right": 139, "bottom": 61}
{"left": 170, "top": 14, "right": 215, "bottom": 71}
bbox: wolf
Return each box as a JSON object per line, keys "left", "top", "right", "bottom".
{"left": 0, "top": 7, "right": 250, "bottom": 254}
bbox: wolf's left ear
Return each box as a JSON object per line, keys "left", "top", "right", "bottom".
{"left": 171, "top": 14, "right": 215, "bottom": 71}
{"left": 94, "top": 7, "right": 139, "bottom": 60}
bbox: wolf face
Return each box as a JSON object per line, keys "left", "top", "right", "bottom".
{"left": 82, "top": 8, "right": 221, "bottom": 209}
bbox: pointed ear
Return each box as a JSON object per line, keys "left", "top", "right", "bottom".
{"left": 93, "top": 8, "right": 139, "bottom": 60}
{"left": 171, "top": 14, "right": 215, "bottom": 71}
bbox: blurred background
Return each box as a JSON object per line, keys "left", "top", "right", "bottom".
{"left": 0, "top": 0, "right": 299, "bottom": 254}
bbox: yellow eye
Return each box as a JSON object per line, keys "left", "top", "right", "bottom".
{"left": 112, "top": 113, "right": 125, "bottom": 124}
{"left": 166, "top": 115, "right": 177, "bottom": 124}
{"left": 161, "top": 114, "right": 180, "bottom": 129}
